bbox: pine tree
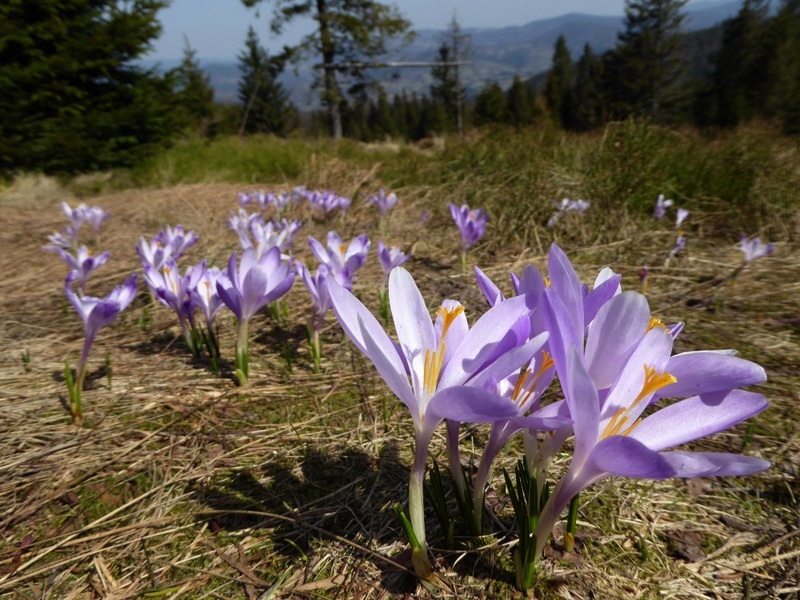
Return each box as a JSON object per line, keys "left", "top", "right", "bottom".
{"left": 237, "top": 26, "right": 297, "bottom": 136}
{"left": 506, "top": 75, "right": 533, "bottom": 128}
{"left": 571, "top": 44, "right": 605, "bottom": 131}
{"left": 604, "top": 0, "right": 689, "bottom": 122}
{"left": 544, "top": 35, "right": 575, "bottom": 128}
{"left": 242, "top": 0, "right": 411, "bottom": 140}
{"left": 474, "top": 82, "right": 508, "bottom": 125}
{"left": 701, "top": 0, "right": 770, "bottom": 127}
{"left": 772, "top": 0, "right": 800, "bottom": 133}
{"left": 430, "top": 42, "right": 460, "bottom": 133}
{"left": 0, "top": 0, "right": 177, "bottom": 173}
{"left": 171, "top": 37, "right": 216, "bottom": 135}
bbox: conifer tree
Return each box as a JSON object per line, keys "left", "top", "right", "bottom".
{"left": 474, "top": 82, "right": 508, "bottom": 125}
{"left": 0, "top": 0, "right": 177, "bottom": 173}
{"left": 571, "top": 44, "right": 605, "bottom": 131}
{"left": 604, "top": 0, "right": 688, "bottom": 122}
{"left": 171, "top": 37, "right": 216, "bottom": 135}
{"left": 430, "top": 42, "right": 460, "bottom": 133}
{"left": 544, "top": 35, "right": 575, "bottom": 128}
{"left": 237, "top": 26, "right": 297, "bottom": 136}
{"left": 242, "top": 0, "right": 411, "bottom": 140}
{"left": 701, "top": 0, "right": 770, "bottom": 127}
{"left": 506, "top": 75, "right": 533, "bottom": 128}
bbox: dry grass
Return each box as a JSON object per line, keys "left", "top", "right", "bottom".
{"left": 0, "top": 157, "right": 798, "bottom": 599}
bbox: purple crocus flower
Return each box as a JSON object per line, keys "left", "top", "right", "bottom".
{"left": 83, "top": 206, "right": 111, "bottom": 234}
{"left": 675, "top": 207, "right": 689, "bottom": 227}
{"left": 450, "top": 202, "right": 488, "bottom": 253}
{"left": 547, "top": 198, "right": 590, "bottom": 227}
{"left": 369, "top": 189, "right": 398, "bottom": 216}
{"left": 144, "top": 259, "right": 205, "bottom": 355}
{"left": 216, "top": 246, "right": 296, "bottom": 385}
{"left": 653, "top": 194, "right": 674, "bottom": 220}
{"left": 189, "top": 266, "right": 226, "bottom": 328}
{"left": 56, "top": 245, "right": 110, "bottom": 294}
{"left": 327, "top": 267, "right": 536, "bottom": 578}
{"left": 669, "top": 234, "right": 686, "bottom": 258}
{"left": 308, "top": 232, "right": 370, "bottom": 285}
{"left": 736, "top": 235, "right": 775, "bottom": 264}
{"left": 537, "top": 280, "right": 769, "bottom": 559}
{"left": 155, "top": 225, "right": 199, "bottom": 261}
{"left": 136, "top": 236, "right": 172, "bottom": 271}
{"left": 229, "top": 208, "right": 264, "bottom": 244}
{"left": 61, "top": 201, "right": 89, "bottom": 234}
{"left": 45, "top": 229, "right": 77, "bottom": 251}
{"left": 377, "top": 242, "right": 411, "bottom": 284}
{"left": 64, "top": 272, "right": 137, "bottom": 422}
{"left": 65, "top": 272, "right": 138, "bottom": 374}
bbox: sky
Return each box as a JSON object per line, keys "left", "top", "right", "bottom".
{"left": 148, "top": 0, "right": 717, "bottom": 63}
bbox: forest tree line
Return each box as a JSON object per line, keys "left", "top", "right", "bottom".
{"left": 1, "top": 0, "right": 799, "bottom": 174}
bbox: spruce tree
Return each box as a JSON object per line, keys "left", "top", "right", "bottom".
{"left": 430, "top": 42, "right": 460, "bottom": 133}
{"left": 701, "top": 0, "right": 770, "bottom": 127}
{"left": 506, "top": 75, "right": 533, "bottom": 128}
{"left": 474, "top": 82, "right": 508, "bottom": 125}
{"left": 604, "top": 0, "right": 688, "bottom": 122}
{"left": 237, "top": 26, "right": 297, "bottom": 136}
{"left": 171, "top": 37, "right": 216, "bottom": 135}
{"left": 572, "top": 44, "right": 605, "bottom": 131}
{"left": 0, "top": 0, "right": 177, "bottom": 173}
{"left": 544, "top": 35, "right": 575, "bottom": 128}
{"left": 242, "top": 0, "right": 410, "bottom": 140}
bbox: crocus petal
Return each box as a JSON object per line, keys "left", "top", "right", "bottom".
{"left": 548, "top": 244, "right": 584, "bottom": 337}
{"left": 466, "top": 332, "right": 550, "bottom": 392}
{"left": 600, "top": 326, "right": 673, "bottom": 421}
{"left": 629, "top": 389, "right": 769, "bottom": 452}
{"left": 657, "top": 351, "right": 767, "bottom": 399}
{"left": 360, "top": 316, "right": 419, "bottom": 417}
{"left": 216, "top": 280, "right": 242, "bottom": 320}
{"left": 584, "top": 272, "right": 622, "bottom": 325}
{"left": 585, "top": 291, "right": 650, "bottom": 389}
{"left": 427, "top": 385, "right": 519, "bottom": 424}
{"left": 656, "top": 451, "right": 770, "bottom": 477}
{"left": 474, "top": 266, "right": 504, "bottom": 307}
{"left": 590, "top": 436, "right": 677, "bottom": 479}
{"left": 388, "top": 267, "right": 435, "bottom": 393}
{"left": 327, "top": 279, "right": 414, "bottom": 408}
{"left": 564, "top": 345, "right": 600, "bottom": 466}
{"left": 439, "top": 296, "right": 531, "bottom": 388}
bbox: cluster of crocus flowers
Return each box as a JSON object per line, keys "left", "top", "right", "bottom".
{"left": 137, "top": 225, "right": 199, "bottom": 272}
{"left": 547, "top": 197, "right": 591, "bottom": 227}
{"left": 46, "top": 202, "right": 138, "bottom": 424}
{"left": 326, "top": 243, "right": 769, "bottom": 589}
{"left": 449, "top": 202, "right": 488, "bottom": 270}
{"left": 308, "top": 232, "right": 370, "bottom": 288}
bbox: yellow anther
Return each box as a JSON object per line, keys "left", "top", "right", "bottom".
{"left": 436, "top": 305, "right": 465, "bottom": 339}
{"left": 511, "top": 370, "right": 531, "bottom": 402}
{"left": 633, "top": 365, "right": 677, "bottom": 408}
{"left": 600, "top": 407, "right": 629, "bottom": 440}
{"left": 204, "top": 280, "right": 212, "bottom": 303}
{"left": 423, "top": 341, "right": 446, "bottom": 395}
{"left": 647, "top": 317, "right": 668, "bottom": 332}
{"left": 339, "top": 244, "right": 347, "bottom": 254}
{"left": 534, "top": 351, "right": 554, "bottom": 380}
{"left": 544, "top": 277, "right": 552, "bottom": 287}
{"left": 599, "top": 365, "right": 676, "bottom": 440}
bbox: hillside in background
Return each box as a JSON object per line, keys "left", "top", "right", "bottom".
{"left": 154, "top": 0, "right": 742, "bottom": 107}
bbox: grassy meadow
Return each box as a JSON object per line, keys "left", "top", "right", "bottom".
{"left": 0, "top": 121, "right": 798, "bottom": 598}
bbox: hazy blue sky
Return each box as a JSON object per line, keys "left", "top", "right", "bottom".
{"left": 148, "top": 0, "right": 715, "bottom": 62}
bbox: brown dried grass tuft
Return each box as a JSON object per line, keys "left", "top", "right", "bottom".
{"left": 0, "top": 161, "right": 797, "bottom": 599}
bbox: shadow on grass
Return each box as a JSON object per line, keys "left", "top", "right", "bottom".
{"left": 189, "top": 441, "right": 420, "bottom": 594}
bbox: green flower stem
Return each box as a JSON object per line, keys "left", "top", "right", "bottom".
{"left": 408, "top": 431, "right": 434, "bottom": 580}
{"left": 235, "top": 319, "right": 250, "bottom": 386}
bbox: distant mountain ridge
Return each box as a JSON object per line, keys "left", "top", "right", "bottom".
{"left": 167, "top": 0, "right": 742, "bottom": 106}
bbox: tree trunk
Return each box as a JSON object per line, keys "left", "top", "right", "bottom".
{"left": 316, "top": 0, "right": 342, "bottom": 139}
